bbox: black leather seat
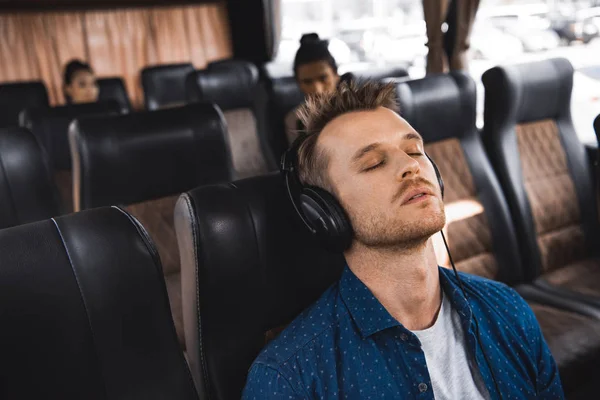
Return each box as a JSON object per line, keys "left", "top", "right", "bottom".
{"left": 341, "top": 66, "right": 409, "bottom": 84}
{"left": 174, "top": 173, "right": 344, "bottom": 400}
{"left": 187, "top": 60, "right": 276, "bottom": 178}
{"left": 396, "top": 72, "right": 523, "bottom": 283}
{"left": 0, "top": 127, "right": 61, "bottom": 229}
{"left": 0, "top": 207, "right": 198, "bottom": 399}
{"left": 141, "top": 63, "right": 194, "bottom": 110}
{"left": 397, "top": 71, "right": 600, "bottom": 394}
{"left": 483, "top": 58, "right": 600, "bottom": 304}
{"left": 262, "top": 75, "right": 304, "bottom": 161}
{"left": 98, "top": 77, "right": 132, "bottom": 113}
{"left": 0, "top": 81, "right": 49, "bottom": 128}
{"left": 19, "top": 101, "right": 122, "bottom": 211}
{"left": 70, "top": 103, "right": 233, "bottom": 349}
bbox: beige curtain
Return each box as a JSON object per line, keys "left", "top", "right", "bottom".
{"left": 0, "top": 3, "right": 232, "bottom": 108}
{"left": 450, "top": 0, "right": 480, "bottom": 71}
{"left": 422, "top": 0, "right": 449, "bottom": 75}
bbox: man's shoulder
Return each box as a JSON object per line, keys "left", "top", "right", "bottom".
{"left": 252, "top": 282, "right": 348, "bottom": 369}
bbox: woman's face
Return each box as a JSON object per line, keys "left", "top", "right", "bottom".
{"left": 65, "top": 70, "right": 99, "bottom": 104}
{"left": 296, "top": 61, "right": 340, "bottom": 96}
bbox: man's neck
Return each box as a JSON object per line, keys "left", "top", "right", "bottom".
{"left": 344, "top": 238, "right": 442, "bottom": 331}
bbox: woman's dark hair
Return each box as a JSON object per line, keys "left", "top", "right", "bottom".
{"left": 63, "top": 59, "right": 94, "bottom": 85}
{"left": 293, "top": 33, "right": 338, "bottom": 77}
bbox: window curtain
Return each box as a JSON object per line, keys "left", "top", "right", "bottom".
{"left": 449, "top": 0, "right": 480, "bottom": 71}
{"left": 422, "top": 0, "right": 479, "bottom": 74}
{"left": 0, "top": 3, "right": 232, "bottom": 108}
{"left": 422, "top": 0, "right": 450, "bottom": 74}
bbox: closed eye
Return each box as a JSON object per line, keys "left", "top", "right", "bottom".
{"left": 363, "top": 161, "right": 385, "bottom": 172}
{"left": 408, "top": 152, "right": 423, "bottom": 157}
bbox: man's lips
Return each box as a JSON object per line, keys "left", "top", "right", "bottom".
{"left": 400, "top": 187, "right": 435, "bottom": 205}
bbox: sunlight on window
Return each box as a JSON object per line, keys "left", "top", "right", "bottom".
{"left": 277, "top": 0, "right": 600, "bottom": 143}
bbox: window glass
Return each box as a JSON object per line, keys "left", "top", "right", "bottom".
{"left": 277, "top": 0, "right": 600, "bottom": 143}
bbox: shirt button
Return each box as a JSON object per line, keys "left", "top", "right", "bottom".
{"left": 418, "top": 383, "right": 428, "bottom": 393}
{"left": 400, "top": 333, "right": 408, "bottom": 341}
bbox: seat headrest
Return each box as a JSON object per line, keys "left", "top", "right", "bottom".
{"left": 352, "top": 66, "right": 409, "bottom": 81}
{"left": 97, "top": 77, "right": 132, "bottom": 114}
{"left": 0, "top": 207, "right": 198, "bottom": 399}
{"left": 0, "top": 127, "right": 61, "bottom": 229}
{"left": 482, "top": 57, "right": 574, "bottom": 124}
{"left": 267, "top": 76, "right": 304, "bottom": 115}
{"left": 175, "top": 172, "right": 344, "bottom": 399}
{"left": 186, "top": 60, "right": 259, "bottom": 111}
{"left": 20, "top": 101, "right": 122, "bottom": 170}
{"left": 71, "top": 103, "right": 233, "bottom": 210}
{"left": 141, "top": 63, "right": 195, "bottom": 111}
{"left": 395, "top": 71, "right": 477, "bottom": 142}
{"left": 0, "top": 81, "right": 49, "bottom": 128}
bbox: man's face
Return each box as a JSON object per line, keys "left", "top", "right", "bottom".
{"left": 319, "top": 107, "right": 445, "bottom": 249}
{"left": 296, "top": 61, "right": 340, "bottom": 96}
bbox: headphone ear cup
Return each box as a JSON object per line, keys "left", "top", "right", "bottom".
{"left": 300, "top": 186, "right": 353, "bottom": 251}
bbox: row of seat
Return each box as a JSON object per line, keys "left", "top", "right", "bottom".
{"left": 0, "top": 78, "right": 131, "bottom": 129}
{"left": 0, "top": 61, "right": 408, "bottom": 162}
{"left": 0, "top": 57, "right": 598, "bottom": 399}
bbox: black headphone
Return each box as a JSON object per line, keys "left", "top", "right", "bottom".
{"left": 281, "top": 134, "right": 445, "bottom": 252}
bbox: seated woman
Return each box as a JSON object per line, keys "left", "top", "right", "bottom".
{"left": 285, "top": 33, "right": 340, "bottom": 144}
{"left": 63, "top": 60, "right": 99, "bottom": 104}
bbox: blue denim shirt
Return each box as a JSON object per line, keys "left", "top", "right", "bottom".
{"left": 242, "top": 266, "right": 563, "bottom": 399}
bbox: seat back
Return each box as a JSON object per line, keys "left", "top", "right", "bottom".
{"left": 142, "top": 63, "right": 195, "bottom": 110}
{"left": 0, "top": 207, "right": 198, "bottom": 399}
{"left": 0, "top": 127, "right": 61, "bottom": 229}
{"left": 19, "top": 101, "right": 122, "bottom": 211}
{"left": 345, "top": 65, "right": 409, "bottom": 82}
{"left": 263, "top": 75, "right": 304, "bottom": 156}
{"left": 174, "top": 173, "right": 344, "bottom": 400}
{"left": 396, "top": 72, "right": 523, "bottom": 283}
{"left": 70, "top": 103, "right": 233, "bottom": 348}
{"left": 98, "top": 77, "right": 132, "bottom": 113}
{"left": 0, "top": 81, "right": 49, "bottom": 128}
{"left": 482, "top": 58, "right": 600, "bottom": 280}
{"left": 186, "top": 60, "right": 274, "bottom": 178}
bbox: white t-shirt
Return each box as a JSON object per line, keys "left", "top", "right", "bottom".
{"left": 412, "top": 292, "right": 490, "bottom": 400}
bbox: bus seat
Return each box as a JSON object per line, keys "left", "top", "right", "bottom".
{"left": 19, "top": 101, "right": 122, "bottom": 212}
{"left": 348, "top": 65, "right": 409, "bottom": 81}
{"left": 98, "top": 77, "right": 132, "bottom": 114}
{"left": 398, "top": 71, "right": 600, "bottom": 393}
{"left": 141, "top": 63, "right": 194, "bottom": 111}
{"left": 483, "top": 58, "right": 600, "bottom": 304}
{"left": 186, "top": 60, "right": 276, "bottom": 178}
{"left": 0, "top": 127, "right": 61, "bottom": 229}
{"left": 70, "top": 103, "right": 233, "bottom": 350}
{"left": 174, "top": 172, "right": 345, "bottom": 399}
{"left": 262, "top": 74, "right": 304, "bottom": 159}
{"left": 397, "top": 72, "right": 522, "bottom": 282}
{"left": 0, "top": 81, "right": 49, "bottom": 129}
{"left": 0, "top": 207, "right": 199, "bottom": 400}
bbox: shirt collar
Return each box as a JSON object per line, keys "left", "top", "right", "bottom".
{"left": 339, "top": 265, "right": 473, "bottom": 339}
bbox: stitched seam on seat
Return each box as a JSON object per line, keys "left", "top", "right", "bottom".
{"left": 181, "top": 194, "right": 210, "bottom": 399}
{"left": 51, "top": 217, "right": 108, "bottom": 397}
